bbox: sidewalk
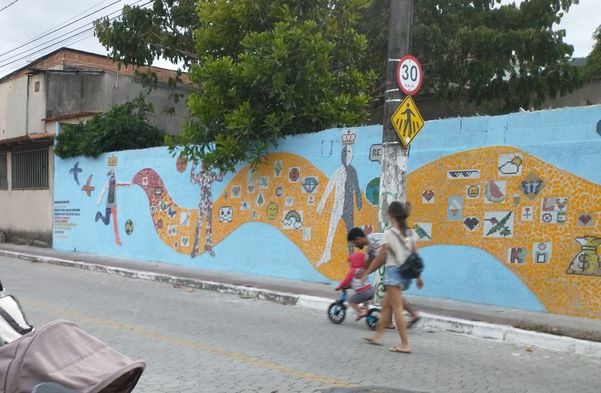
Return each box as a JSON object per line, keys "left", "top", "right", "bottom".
{"left": 1, "top": 243, "right": 600, "bottom": 358}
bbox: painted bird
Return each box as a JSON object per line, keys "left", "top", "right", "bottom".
{"left": 69, "top": 162, "right": 82, "bottom": 185}
{"left": 485, "top": 212, "right": 513, "bottom": 236}
{"left": 81, "top": 175, "right": 95, "bottom": 197}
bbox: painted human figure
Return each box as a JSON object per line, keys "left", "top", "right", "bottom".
{"left": 95, "top": 168, "right": 130, "bottom": 246}
{"left": 190, "top": 161, "right": 223, "bottom": 257}
{"left": 316, "top": 144, "right": 362, "bottom": 266}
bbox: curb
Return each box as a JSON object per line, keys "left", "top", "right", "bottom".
{"left": 4, "top": 249, "right": 601, "bottom": 359}
{"left": 296, "top": 293, "right": 601, "bottom": 359}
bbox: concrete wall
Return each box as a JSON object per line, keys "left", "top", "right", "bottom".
{"left": 52, "top": 105, "right": 601, "bottom": 319}
{"left": 0, "top": 73, "right": 47, "bottom": 138}
{"left": 27, "top": 73, "right": 46, "bottom": 134}
{"left": 45, "top": 71, "right": 106, "bottom": 116}
{"left": 541, "top": 79, "right": 601, "bottom": 109}
{"left": 45, "top": 71, "right": 189, "bottom": 135}
{"left": 0, "top": 147, "right": 54, "bottom": 245}
{"left": 0, "top": 77, "right": 27, "bottom": 138}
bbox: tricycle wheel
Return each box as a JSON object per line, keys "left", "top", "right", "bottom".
{"left": 365, "top": 308, "right": 381, "bottom": 330}
{"left": 327, "top": 301, "right": 346, "bottom": 324}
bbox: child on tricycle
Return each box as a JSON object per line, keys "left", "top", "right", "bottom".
{"left": 335, "top": 252, "right": 375, "bottom": 320}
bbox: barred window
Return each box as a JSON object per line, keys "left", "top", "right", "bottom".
{"left": 11, "top": 149, "right": 49, "bottom": 189}
{"left": 0, "top": 152, "right": 7, "bottom": 190}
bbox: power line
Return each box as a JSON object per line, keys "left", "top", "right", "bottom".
{"left": 0, "top": 0, "right": 122, "bottom": 58}
{"left": 0, "top": 0, "right": 152, "bottom": 73}
{"left": 0, "top": 0, "right": 20, "bottom": 14}
{"left": 0, "top": 8, "right": 123, "bottom": 66}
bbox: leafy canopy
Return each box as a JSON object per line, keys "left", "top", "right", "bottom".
{"left": 54, "top": 97, "right": 165, "bottom": 159}
{"left": 169, "top": 0, "right": 376, "bottom": 172}
{"left": 94, "top": 0, "right": 586, "bottom": 168}
{"left": 583, "top": 24, "right": 601, "bottom": 80}
{"left": 358, "top": 0, "right": 582, "bottom": 114}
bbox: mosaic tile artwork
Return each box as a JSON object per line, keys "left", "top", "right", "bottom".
{"left": 406, "top": 146, "right": 601, "bottom": 318}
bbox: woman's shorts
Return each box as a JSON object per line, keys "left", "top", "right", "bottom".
{"left": 350, "top": 287, "right": 375, "bottom": 304}
{"left": 383, "top": 265, "right": 412, "bottom": 290}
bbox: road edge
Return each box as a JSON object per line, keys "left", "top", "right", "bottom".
{"left": 4, "top": 249, "right": 601, "bottom": 359}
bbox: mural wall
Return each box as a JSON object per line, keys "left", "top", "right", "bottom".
{"left": 53, "top": 105, "right": 601, "bottom": 319}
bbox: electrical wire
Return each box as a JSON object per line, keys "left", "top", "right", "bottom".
{"left": 0, "top": 8, "right": 123, "bottom": 66}
{"left": 0, "top": 0, "right": 152, "bottom": 74}
{"left": 0, "top": 0, "right": 20, "bottom": 14}
{"left": 0, "top": 0, "right": 122, "bottom": 58}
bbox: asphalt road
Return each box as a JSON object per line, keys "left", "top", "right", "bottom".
{"left": 1, "top": 256, "right": 600, "bottom": 393}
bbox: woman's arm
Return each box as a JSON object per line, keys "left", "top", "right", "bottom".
{"left": 361, "top": 244, "right": 388, "bottom": 279}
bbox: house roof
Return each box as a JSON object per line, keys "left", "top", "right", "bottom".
{"left": 0, "top": 132, "right": 55, "bottom": 146}
{"left": 42, "top": 111, "right": 101, "bottom": 122}
{"left": 0, "top": 47, "right": 187, "bottom": 84}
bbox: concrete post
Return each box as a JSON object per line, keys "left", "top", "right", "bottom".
{"left": 374, "top": 0, "right": 413, "bottom": 304}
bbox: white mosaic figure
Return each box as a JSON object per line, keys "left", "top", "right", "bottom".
{"left": 316, "top": 133, "right": 362, "bottom": 267}
{"left": 190, "top": 161, "right": 223, "bottom": 257}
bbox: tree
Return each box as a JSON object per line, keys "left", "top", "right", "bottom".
{"left": 357, "top": 0, "right": 582, "bottom": 115}
{"left": 94, "top": 0, "right": 199, "bottom": 68}
{"left": 95, "top": 0, "right": 584, "bottom": 168}
{"left": 54, "top": 97, "right": 165, "bottom": 159}
{"left": 97, "top": 0, "right": 376, "bottom": 172}
{"left": 583, "top": 25, "right": 601, "bottom": 80}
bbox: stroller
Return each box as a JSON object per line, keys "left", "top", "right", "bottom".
{"left": 0, "top": 280, "right": 145, "bottom": 393}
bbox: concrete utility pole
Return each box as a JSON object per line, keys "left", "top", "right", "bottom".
{"left": 378, "top": 0, "right": 413, "bottom": 229}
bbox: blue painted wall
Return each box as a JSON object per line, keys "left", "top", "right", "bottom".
{"left": 53, "top": 105, "right": 601, "bottom": 314}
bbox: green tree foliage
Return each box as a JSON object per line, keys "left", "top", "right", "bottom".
{"left": 95, "top": 0, "right": 199, "bottom": 68}
{"left": 54, "top": 97, "right": 166, "bottom": 159}
{"left": 358, "top": 0, "right": 582, "bottom": 114}
{"left": 94, "top": 0, "right": 585, "bottom": 168}
{"left": 583, "top": 25, "right": 601, "bottom": 80}
{"left": 98, "top": 0, "right": 376, "bottom": 172}
{"left": 172, "top": 0, "right": 375, "bottom": 171}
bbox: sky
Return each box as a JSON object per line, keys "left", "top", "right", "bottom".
{"left": 0, "top": 0, "right": 598, "bottom": 78}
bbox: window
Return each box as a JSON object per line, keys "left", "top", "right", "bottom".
{"left": 0, "top": 153, "right": 7, "bottom": 190}
{"left": 11, "top": 149, "right": 49, "bottom": 189}
{"left": 34, "top": 81, "right": 40, "bottom": 92}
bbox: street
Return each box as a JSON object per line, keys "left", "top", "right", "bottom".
{"left": 1, "top": 255, "right": 600, "bottom": 393}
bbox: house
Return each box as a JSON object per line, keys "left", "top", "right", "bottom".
{"left": 0, "top": 48, "right": 190, "bottom": 246}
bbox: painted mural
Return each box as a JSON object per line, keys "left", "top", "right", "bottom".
{"left": 406, "top": 146, "right": 601, "bottom": 318}
{"left": 53, "top": 105, "right": 601, "bottom": 320}
{"left": 129, "top": 134, "right": 379, "bottom": 280}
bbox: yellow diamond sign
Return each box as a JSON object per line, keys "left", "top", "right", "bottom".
{"left": 391, "top": 95, "right": 424, "bottom": 148}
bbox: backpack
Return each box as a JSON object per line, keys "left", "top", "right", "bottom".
{"left": 388, "top": 229, "right": 425, "bottom": 279}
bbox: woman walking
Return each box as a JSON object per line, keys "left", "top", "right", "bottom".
{"left": 361, "top": 200, "right": 416, "bottom": 354}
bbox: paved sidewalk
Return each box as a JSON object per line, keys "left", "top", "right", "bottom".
{"left": 1, "top": 243, "right": 601, "bottom": 358}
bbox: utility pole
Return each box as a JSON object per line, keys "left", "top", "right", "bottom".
{"left": 378, "top": 0, "right": 413, "bottom": 229}
{"left": 373, "top": 0, "right": 414, "bottom": 304}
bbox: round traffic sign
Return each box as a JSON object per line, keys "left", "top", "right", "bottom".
{"left": 396, "top": 55, "right": 423, "bottom": 96}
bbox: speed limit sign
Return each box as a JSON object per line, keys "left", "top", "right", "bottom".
{"left": 396, "top": 55, "right": 423, "bottom": 96}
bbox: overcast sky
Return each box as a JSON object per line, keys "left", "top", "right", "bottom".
{"left": 0, "top": 0, "right": 598, "bottom": 78}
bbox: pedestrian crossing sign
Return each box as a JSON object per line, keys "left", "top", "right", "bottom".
{"left": 391, "top": 95, "right": 424, "bottom": 148}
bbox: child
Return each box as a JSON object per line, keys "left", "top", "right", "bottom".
{"left": 335, "top": 252, "right": 375, "bottom": 320}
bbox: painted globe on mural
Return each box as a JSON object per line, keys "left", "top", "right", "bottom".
{"left": 365, "top": 177, "right": 380, "bottom": 206}
{"left": 176, "top": 153, "right": 188, "bottom": 173}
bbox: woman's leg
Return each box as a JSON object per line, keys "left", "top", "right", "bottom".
{"left": 403, "top": 298, "right": 419, "bottom": 320}
{"left": 366, "top": 290, "right": 391, "bottom": 343}
{"left": 388, "top": 286, "right": 410, "bottom": 352}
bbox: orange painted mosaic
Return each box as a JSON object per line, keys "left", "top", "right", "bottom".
{"left": 407, "top": 146, "right": 601, "bottom": 319}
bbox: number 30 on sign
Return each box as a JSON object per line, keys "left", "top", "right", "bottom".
{"left": 396, "top": 55, "right": 423, "bottom": 96}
